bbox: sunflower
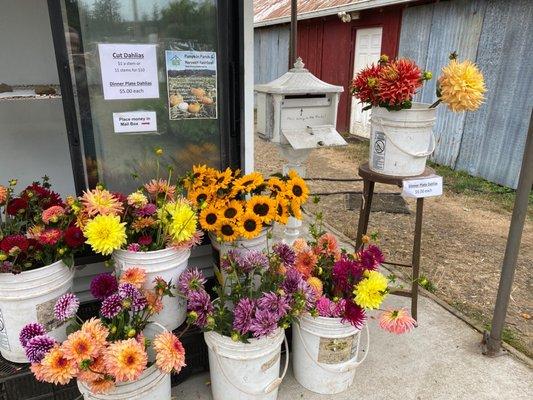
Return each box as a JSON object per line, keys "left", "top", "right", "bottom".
{"left": 187, "top": 187, "right": 212, "bottom": 206}
{"left": 246, "top": 196, "right": 276, "bottom": 223}
{"left": 267, "top": 177, "right": 286, "bottom": 195}
{"left": 285, "top": 172, "right": 309, "bottom": 204}
{"left": 275, "top": 197, "right": 290, "bottom": 225}
{"left": 238, "top": 212, "right": 263, "bottom": 239}
{"left": 217, "top": 219, "right": 240, "bottom": 242}
{"left": 214, "top": 168, "right": 233, "bottom": 189}
{"left": 222, "top": 200, "right": 244, "bottom": 220}
{"left": 290, "top": 200, "right": 302, "bottom": 220}
{"left": 233, "top": 172, "right": 264, "bottom": 193}
{"left": 199, "top": 205, "right": 220, "bottom": 232}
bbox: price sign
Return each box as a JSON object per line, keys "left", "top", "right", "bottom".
{"left": 98, "top": 43, "right": 159, "bottom": 100}
{"left": 402, "top": 175, "right": 443, "bottom": 198}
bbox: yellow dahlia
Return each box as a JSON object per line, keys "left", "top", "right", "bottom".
{"left": 83, "top": 215, "right": 126, "bottom": 255}
{"left": 127, "top": 191, "right": 148, "bottom": 207}
{"left": 307, "top": 277, "right": 323, "bottom": 296}
{"left": 159, "top": 201, "right": 198, "bottom": 244}
{"left": 104, "top": 339, "right": 147, "bottom": 382}
{"left": 353, "top": 270, "right": 388, "bottom": 309}
{"left": 62, "top": 330, "right": 98, "bottom": 363}
{"left": 120, "top": 267, "right": 147, "bottom": 288}
{"left": 153, "top": 331, "right": 186, "bottom": 373}
{"left": 81, "top": 188, "right": 124, "bottom": 216}
{"left": 438, "top": 59, "right": 485, "bottom": 112}
{"left": 40, "top": 345, "right": 78, "bottom": 385}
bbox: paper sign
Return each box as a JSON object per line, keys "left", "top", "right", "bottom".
{"left": 113, "top": 111, "right": 157, "bottom": 133}
{"left": 402, "top": 175, "right": 443, "bottom": 198}
{"left": 165, "top": 50, "right": 217, "bottom": 120}
{"left": 98, "top": 43, "right": 159, "bottom": 100}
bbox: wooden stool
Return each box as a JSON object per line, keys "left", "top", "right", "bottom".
{"left": 355, "top": 162, "right": 435, "bottom": 320}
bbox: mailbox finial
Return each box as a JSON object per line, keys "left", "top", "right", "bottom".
{"left": 292, "top": 57, "right": 305, "bottom": 71}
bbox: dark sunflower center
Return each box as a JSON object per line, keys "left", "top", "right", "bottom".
{"left": 224, "top": 207, "right": 238, "bottom": 218}
{"left": 197, "top": 193, "right": 207, "bottom": 203}
{"left": 277, "top": 204, "right": 283, "bottom": 215}
{"left": 206, "top": 213, "right": 217, "bottom": 225}
{"left": 292, "top": 185, "right": 303, "bottom": 197}
{"left": 242, "top": 179, "right": 253, "bottom": 187}
{"left": 243, "top": 219, "right": 257, "bottom": 232}
{"left": 221, "top": 224, "right": 235, "bottom": 236}
{"left": 253, "top": 203, "right": 269, "bottom": 216}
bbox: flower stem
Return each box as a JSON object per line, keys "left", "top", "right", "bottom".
{"left": 429, "top": 99, "right": 442, "bottom": 109}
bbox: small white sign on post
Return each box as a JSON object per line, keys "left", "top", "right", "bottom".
{"left": 98, "top": 43, "right": 159, "bottom": 100}
{"left": 112, "top": 111, "right": 157, "bottom": 133}
{"left": 402, "top": 175, "right": 443, "bottom": 198}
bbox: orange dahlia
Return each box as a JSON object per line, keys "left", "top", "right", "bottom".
{"left": 119, "top": 267, "right": 147, "bottom": 289}
{"left": 77, "top": 355, "right": 106, "bottom": 383}
{"left": 30, "top": 362, "right": 47, "bottom": 382}
{"left": 40, "top": 345, "right": 78, "bottom": 385}
{"left": 104, "top": 339, "right": 147, "bottom": 382}
{"left": 81, "top": 318, "right": 109, "bottom": 351}
{"left": 131, "top": 217, "right": 156, "bottom": 232}
{"left": 81, "top": 188, "right": 124, "bottom": 217}
{"left": 0, "top": 185, "right": 8, "bottom": 205}
{"left": 63, "top": 330, "right": 98, "bottom": 363}
{"left": 144, "top": 179, "right": 176, "bottom": 200}
{"left": 153, "top": 331, "right": 186, "bottom": 373}
{"left": 144, "top": 289, "right": 163, "bottom": 314}
{"left": 294, "top": 249, "right": 317, "bottom": 279}
{"left": 378, "top": 59, "right": 422, "bottom": 108}
{"left": 89, "top": 377, "right": 116, "bottom": 394}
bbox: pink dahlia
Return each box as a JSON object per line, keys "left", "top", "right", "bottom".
{"left": 379, "top": 308, "right": 417, "bottom": 334}
{"left": 42, "top": 206, "right": 65, "bottom": 224}
{"left": 233, "top": 297, "right": 256, "bottom": 335}
{"left": 54, "top": 293, "right": 80, "bottom": 321}
{"left": 38, "top": 228, "right": 63, "bottom": 246}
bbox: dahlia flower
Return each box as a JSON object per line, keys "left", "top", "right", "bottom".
{"left": 294, "top": 249, "right": 317, "bottom": 278}
{"left": 62, "top": 330, "right": 97, "bottom": 363}
{"left": 144, "top": 179, "right": 176, "bottom": 199}
{"left": 80, "top": 318, "right": 109, "bottom": 349}
{"left": 257, "top": 292, "right": 290, "bottom": 319}
{"left": 64, "top": 226, "right": 85, "bottom": 248}
{"left": 126, "top": 191, "right": 148, "bottom": 207}
{"left": 42, "top": 205, "right": 65, "bottom": 224}
{"left": 54, "top": 293, "right": 80, "bottom": 321}
{"left": 6, "top": 197, "right": 28, "bottom": 215}
{"left": 159, "top": 202, "right": 197, "bottom": 244}
{"left": 81, "top": 188, "right": 124, "bottom": 216}
{"left": 316, "top": 296, "right": 346, "bottom": 318}
{"left": 187, "top": 290, "right": 214, "bottom": 328}
{"left": 315, "top": 232, "right": 341, "bottom": 259}
{"left": 282, "top": 268, "right": 303, "bottom": 294}
{"left": 250, "top": 308, "right": 278, "bottom": 338}
{"left": 39, "top": 345, "right": 77, "bottom": 385}
{"left": 90, "top": 273, "right": 118, "bottom": 300}
{"left": 104, "top": 339, "right": 147, "bottom": 382}
{"left": 0, "top": 185, "right": 8, "bottom": 204}
{"left": 20, "top": 322, "right": 46, "bottom": 347}
{"left": 127, "top": 243, "right": 141, "bottom": 252}
{"left": 101, "top": 293, "right": 123, "bottom": 319}
{"left": 438, "top": 59, "right": 485, "bottom": 112}
{"left": 379, "top": 308, "right": 417, "bottom": 334}
{"left": 233, "top": 297, "right": 256, "bottom": 335}
{"left": 240, "top": 250, "right": 269, "bottom": 273}
{"left": 306, "top": 277, "right": 323, "bottom": 297}
{"left": 38, "top": 228, "right": 63, "bottom": 246}
{"left": 118, "top": 283, "right": 147, "bottom": 311}
{"left": 272, "top": 242, "right": 296, "bottom": 267}
{"left": 119, "top": 267, "right": 147, "bottom": 289}
{"left": 135, "top": 203, "right": 157, "bottom": 217}
{"left": 333, "top": 256, "right": 364, "bottom": 293}
{"left": 378, "top": 59, "right": 423, "bottom": 107}
{"left": 353, "top": 270, "right": 388, "bottom": 309}
{"left": 350, "top": 63, "right": 381, "bottom": 106}
{"left": 83, "top": 215, "right": 126, "bottom": 255}
{"left": 177, "top": 268, "right": 207, "bottom": 296}
{"left": 153, "top": 331, "right": 186, "bottom": 373}
{"left": 1, "top": 234, "right": 29, "bottom": 253}
{"left": 342, "top": 301, "right": 366, "bottom": 329}
{"left": 89, "top": 378, "right": 115, "bottom": 394}
{"left": 24, "top": 335, "right": 56, "bottom": 363}
{"left": 358, "top": 244, "right": 385, "bottom": 271}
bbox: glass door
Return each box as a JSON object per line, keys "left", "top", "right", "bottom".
{"left": 50, "top": 0, "right": 241, "bottom": 194}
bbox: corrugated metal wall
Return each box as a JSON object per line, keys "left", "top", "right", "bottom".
{"left": 399, "top": 0, "right": 533, "bottom": 188}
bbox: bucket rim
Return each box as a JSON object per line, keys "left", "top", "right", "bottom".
{"left": 0, "top": 259, "right": 68, "bottom": 282}
{"left": 113, "top": 246, "right": 191, "bottom": 258}
{"left": 204, "top": 328, "right": 284, "bottom": 359}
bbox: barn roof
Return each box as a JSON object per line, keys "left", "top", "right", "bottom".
{"left": 254, "top": 0, "right": 415, "bottom": 27}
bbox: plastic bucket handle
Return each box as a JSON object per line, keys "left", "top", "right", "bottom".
{"left": 295, "top": 322, "right": 369, "bottom": 373}
{"left": 211, "top": 333, "right": 289, "bottom": 395}
{"left": 373, "top": 118, "right": 436, "bottom": 158}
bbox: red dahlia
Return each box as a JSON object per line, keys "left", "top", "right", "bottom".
{"left": 6, "top": 197, "right": 28, "bottom": 215}
{"left": 22, "top": 183, "right": 64, "bottom": 208}
{"left": 0, "top": 234, "right": 30, "bottom": 253}
{"left": 38, "top": 229, "right": 63, "bottom": 246}
{"left": 377, "top": 59, "right": 422, "bottom": 107}
{"left": 64, "top": 226, "right": 85, "bottom": 248}
{"left": 350, "top": 63, "right": 381, "bottom": 106}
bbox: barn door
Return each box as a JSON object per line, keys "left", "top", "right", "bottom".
{"left": 349, "top": 27, "right": 382, "bottom": 138}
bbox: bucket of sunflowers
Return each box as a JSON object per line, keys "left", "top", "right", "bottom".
{"left": 184, "top": 166, "right": 309, "bottom": 258}
{"left": 77, "top": 158, "right": 201, "bottom": 331}
{"left": 22, "top": 268, "right": 185, "bottom": 399}
{"left": 0, "top": 177, "right": 85, "bottom": 362}
{"left": 290, "top": 228, "right": 416, "bottom": 395}
{"left": 182, "top": 244, "right": 316, "bottom": 400}
{"left": 350, "top": 52, "right": 485, "bottom": 177}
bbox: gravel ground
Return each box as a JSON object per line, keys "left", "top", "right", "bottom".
{"left": 254, "top": 133, "right": 533, "bottom": 357}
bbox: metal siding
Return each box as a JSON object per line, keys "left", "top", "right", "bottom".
{"left": 254, "top": 25, "right": 290, "bottom": 84}
{"left": 456, "top": 0, "right": 533, "bottom": 188}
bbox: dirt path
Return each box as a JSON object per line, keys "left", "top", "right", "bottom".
{"left": 254, "top": 134, "right": 533, "bottom": 356}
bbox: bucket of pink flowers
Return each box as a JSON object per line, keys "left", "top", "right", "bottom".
{"left": 21, "top": 268, "right": 186, "bottom": 400}
{"left": 290, "top": 231, "right": 416, "bottom": 394}
{"left": 0, "top": 177, "right": 85, "bottom": 362}
{"left": 181, "top": 246, "right": 317, "bottom": 400}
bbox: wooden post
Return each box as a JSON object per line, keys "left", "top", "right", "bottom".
{"left": 289, "top": 0, "right": 298, "bottom": 68}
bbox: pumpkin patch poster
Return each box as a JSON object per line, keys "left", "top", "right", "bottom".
{"left": 165, "top": 50, "right": 217, "bottom": 120}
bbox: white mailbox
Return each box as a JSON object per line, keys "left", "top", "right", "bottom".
{"left": 255, "top": 58, "right": 347, "bottom": 149}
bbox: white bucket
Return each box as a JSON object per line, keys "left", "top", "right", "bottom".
{"left": 204, "top": 328, "right": 288, "bottom": 400}
{"left": 0, "top": 260, "right": 74, "bottom": 363}
{"left": 209, "top": 227, "right": 270, "bottom": 258}
{"left": 370, "top": 103, "right": 437, "bottom": 176}
{"left": 113, "top": 247, "right": 190, "bottom": 331}
{"left": 292, "top": 315, "right": 369, "bottom": 394}
{"left": 77, "top": 364, "right": 171, "bottom": 400}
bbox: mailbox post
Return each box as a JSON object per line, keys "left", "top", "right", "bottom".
{"left": 255, "top": 58, "right": 347, "bottom": 242}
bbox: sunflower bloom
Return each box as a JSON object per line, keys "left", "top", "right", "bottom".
{"left": 353, "top": 270, "right": 388, "bottom": 309}
{"left": 199, "top": 205, "right": 220, "bottom": 231}
{"left": 275, "top": 197, "right": 290, "bottom": 225}
{"left": 120, "top": 267, "right": 147, "bottom": 289}
{"left": 438, "top": 59, "right": 485, "bottom": 112}
{"left": 218, "top": 219, "right": 240, "bottom": 242}
{"left": 246, "top": 196, "right": 276, "bottom": 223}
{"left": 153, "top": 331, "right": 186, "bottom": 373}
{"left": 187, "top": 187, "right": 212, "bottom": 206}
{"left": 222, "top": 200, "right": 244, "bottom": 220}
{"left": 286, "top": 171, "right": 309, "bottom": 205}
{"left": 238, "top": 212, "right": 263, "bottom": 239}
{"left": 62, "top": 330, "right": 97, "bottom": 363}
{"left": 40, "top": 345, "right": 78, "bottom": 385}
{"left": 83, "top": 215, "right": 126, "bottom": 255}
{"left": 233, "top": 172, "right": 264, "bottom": 193}
{"left": 81, "top": 188, "right": 124, "bottom": 216}
{"left": 104, "top": 339, "right": 147, "bottom": 382}
{"left": 379, "top": 308, "right": 417, "bottom": 334}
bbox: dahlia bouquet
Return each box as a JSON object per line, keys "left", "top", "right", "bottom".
{"left": 350, "top": 53, "right": 485, "bottom": 112}
{"left": 0, "top": 177, "right": 85, "bottom": 273}
{"left": 291, "top": 230, "right": 416, "bottom": 334}
{"left": 184, "top": 165, "right": 309, "bottom": 242}
{"left": 21, "top": 268, "right": 186, "bottom": 394}
{"left": 181, "top": 245, "right": 317, "bottom": 342}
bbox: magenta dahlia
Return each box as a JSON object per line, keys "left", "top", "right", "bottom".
{"left": 342, "top": 301, "right": 366, "bottom": 329}
{"left": 54, "top": 293, "right": 80, "bottom": 321}
{"left": 24, "top": 334, "right": 56, "bottom": 363}
{"left": 64, "top": 226, "right": 85, "bottom": 248}
{"left": 187, "top": 289, "right": 213, "bottom": 328}
{"left": 233, "top": 297, "right": 256, "bottom": 335}
{"left": 90, "top": 273, "right": 118, "bottom": 300}
{"left": 100, "top": 293, "right": 123, "bottom": 319}
{"left": 177, "top": 268, "right": 207, "bottom": 296}
{"left": 19, "top": 322, "right": 46, "bottom": 347}
{"left": 250, "top": 308, "right": 278, "bottom": 338}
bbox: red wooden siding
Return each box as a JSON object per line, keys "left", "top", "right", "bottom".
{"left": 296, "top": 7, "right": 403, "bottom": 132}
